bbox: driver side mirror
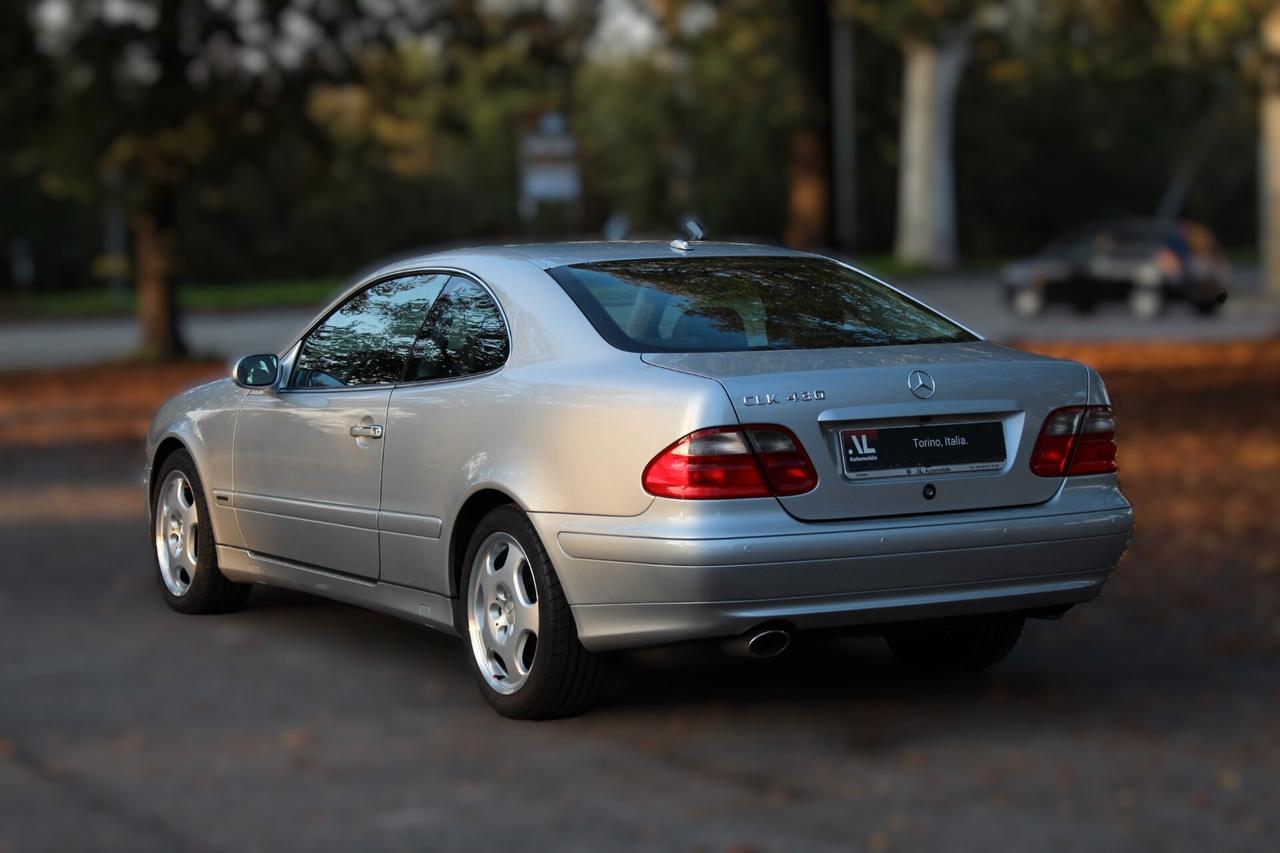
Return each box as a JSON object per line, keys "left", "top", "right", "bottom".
{"left": 232, "top": 354, "right": 280, "bottom": 389}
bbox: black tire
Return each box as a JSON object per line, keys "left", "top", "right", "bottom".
{"left": 885, "top": 614, "right": 1024, "bottom": 672}
{"left": 458, "top": 504, "right": 602, "bottom": 719}
{"left": 1193, "top": 299, "right": 1223, "bottom": 316}
{"left": 151, "top": 450, "right": 251, "bottom": 615}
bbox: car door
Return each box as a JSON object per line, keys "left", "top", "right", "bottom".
{"left": 232, "top": 273, "right": 450, "bottom": 578}
{"left": 379, "top": 275, "right": 511, "bottom": 594}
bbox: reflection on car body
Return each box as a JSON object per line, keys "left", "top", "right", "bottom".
{"left": 146, "top": 241, "right": 1132, "bottom": 718}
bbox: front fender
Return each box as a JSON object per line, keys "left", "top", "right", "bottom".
{"left": 146, "top": 378, "right": 248, "bottom": 547}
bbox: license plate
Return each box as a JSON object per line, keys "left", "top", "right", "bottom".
{"left": 840, "top": 421, "right": 1006, "bottom": 479}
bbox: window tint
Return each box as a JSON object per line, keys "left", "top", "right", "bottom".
{"left": 548, "top": 256, "right": 975, "bottom": 353}
{"left": 291, "top": 273, "right": 449, "bottom": 388}
{"left": 404, "top": 277, "right": 509, "bottom": 381}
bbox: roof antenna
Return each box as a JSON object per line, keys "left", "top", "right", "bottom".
{"left": 670, "top": 216, "right": 706, "bottom": 253}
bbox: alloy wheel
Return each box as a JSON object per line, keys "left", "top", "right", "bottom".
{"left": 467, "top": 532, "right": 540, "bottom": 694}
{"left": 155, "top": 470, "right": 199, "bottom": 596}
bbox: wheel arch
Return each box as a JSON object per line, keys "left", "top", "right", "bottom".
{"left": 449, "top": 488, "right": 522, "bottom": 598}
{"left": 146, "top": 434, "right": 239, "bottom": 549}
{"left": 150, "top": 437, "right": 191, "bottom": 494}
{"left": 147, "top": 435, "right": 197, "bottom": 526}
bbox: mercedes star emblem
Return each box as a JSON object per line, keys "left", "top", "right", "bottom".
{"left": 908, "top": 369, "right": 936, "bottom": 399}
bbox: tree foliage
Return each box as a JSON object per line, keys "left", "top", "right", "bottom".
{"left": 1, "top": 0, "right": 1271, "bottom": 303}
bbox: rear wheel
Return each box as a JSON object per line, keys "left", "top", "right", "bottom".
{"left": 460, "top": 504, "right": 602, "bottom": 719}
{"left": 885, "top": 615, "right": 1024, "bottom": 672}
{"left": 152, "top": 450, "right": 251, "bottom": 614}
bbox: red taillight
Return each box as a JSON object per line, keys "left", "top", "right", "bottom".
{"left": 642, "top": 425, "right": 818, "bottom": 500}
{"left": 1069, "top": 406, "right": 1118, "bottom": 475}
{"left": 1030, "top": 405, "right": 1117, "bottom": 477}
{"left": 744, "top": 427, "right": 820, "bottom": 496}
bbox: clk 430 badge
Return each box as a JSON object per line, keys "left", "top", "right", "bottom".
{"left": 742, "top": 390, "right": 826, "bottom": 406}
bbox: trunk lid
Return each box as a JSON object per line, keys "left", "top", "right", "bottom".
{"left": 643, "top": 342, "right": 1088, "bottom": 521}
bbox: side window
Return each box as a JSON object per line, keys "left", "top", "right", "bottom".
{"left": 291, "top": 273, "right": 449, "bottom": 388}
{"left": 404, "top": 277, "right": 509, "bottom": 382}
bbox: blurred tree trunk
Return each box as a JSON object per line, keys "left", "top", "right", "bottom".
{"left": 1262, "top": 6, "right": 1280, "bottom": 296}
{"left": 785, "top": 128, "right": 831, "bottom": 248}
{"left": 830, "top": 12, "right": 857, "bottom": 251}
{"left": 134, "top": 193, "right": 186, "bottom": 360}
{"left": 784, "top": 1, "right": 833, "bottom": 249}
{"left": 894, "top": 28, "right": 970, "bottom": 269}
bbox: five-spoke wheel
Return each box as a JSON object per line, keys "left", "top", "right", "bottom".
{"left": 467, "top": 532, "right": 540, "bottom": 694}
{"left": 150, "top": 449, "right": 251, "bottom": 614}
{"left": 459, "top": 504, "right": 602, "bottom": 718}
{"left": 155, "top": 470, "right": 200, "bottom": 597}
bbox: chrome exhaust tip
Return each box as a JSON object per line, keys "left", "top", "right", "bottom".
{"left": 748, "top": 628, "right": 791, "bottom": 658}
{"left": 721, "top": 627, "right": 792, "bottom": 659}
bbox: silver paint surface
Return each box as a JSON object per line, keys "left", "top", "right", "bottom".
{"left": 146, "top": 241, "right": 1133, "bottom": 648}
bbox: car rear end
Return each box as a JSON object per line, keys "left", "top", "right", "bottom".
{"left": 532, "top": 251, "right": 1132, "bottom": 651}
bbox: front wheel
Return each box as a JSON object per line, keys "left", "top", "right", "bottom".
{"left": 152, "top": 450, "right": 251, "bottom": 614}
{"left": 460, "top": 505, "right": 602, "bottom": 719}
{"left": 885, "top": 615, "right": 1024, "bottom": 672}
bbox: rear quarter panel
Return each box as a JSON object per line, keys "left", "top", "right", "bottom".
{"left": 382, "top": 356, "right": 735, "bottom": 519}
{"left": 376, "top": 254, "right": 738, "bottom": 593}
{"left": 379, "top": 252, "right": 738, "bottom": 516}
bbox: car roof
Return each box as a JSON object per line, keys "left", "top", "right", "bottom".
{"left": 411, "top": 240, "right": 814, "bottom": 270}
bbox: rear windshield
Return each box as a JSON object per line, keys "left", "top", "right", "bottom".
{"left": 548, "top": 256, "right": 976, "bottom": 353}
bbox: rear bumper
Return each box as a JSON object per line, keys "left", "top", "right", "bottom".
{"left": 529, "top": 482, "right": 1132, "bottom": 651}
{"left": 569, "top": 568, "right": 1113, "bottom": 651}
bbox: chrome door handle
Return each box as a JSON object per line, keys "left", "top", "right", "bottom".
{"left": 350, "top": 424, "right": 384, "bottom": 439}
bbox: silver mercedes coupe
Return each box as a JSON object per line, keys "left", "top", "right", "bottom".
{"left": 146, "top": 241, "right": 1133, "bottom": 718}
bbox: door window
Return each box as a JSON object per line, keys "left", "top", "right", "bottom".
{"left": 404, "top": 277, "right": 509, "bottom": 382}
{"left": 291, "top": 274, "right": 449, "bottom": 388}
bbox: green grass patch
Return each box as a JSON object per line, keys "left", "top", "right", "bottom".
{"left": 180, "top": 279, "right": 343, "bottom": 312}
{"left": 1, "top": 279, "right": 343, "bottom": 320}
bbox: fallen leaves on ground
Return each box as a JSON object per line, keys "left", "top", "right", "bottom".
{"left": 0, "top": 361, "right": 222, "bottom": 447}
{"left": 1024, "top": 340, "right": 1280, "bottom": 657}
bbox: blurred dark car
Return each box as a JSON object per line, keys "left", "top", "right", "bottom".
{"left": 1002, "top": 218, "right": 1230, "bottom": 319}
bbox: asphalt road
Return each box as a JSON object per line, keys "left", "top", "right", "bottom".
{"left": 1, "top": 441, "right": 1276, "bottom": 852}
{"left": 3, "top": 271, "right": 1278, "bottom": 369}
{"left": 0, "top": 309, "right": 316, "bottom": 369}
{"left": 902, "top": 274, "right": 1280, "bottom": 343}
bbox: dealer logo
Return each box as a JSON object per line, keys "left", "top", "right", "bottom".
{"left": 848, "top": 433, "right": 876, "bottom": 455}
